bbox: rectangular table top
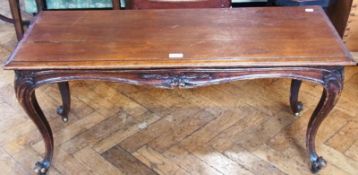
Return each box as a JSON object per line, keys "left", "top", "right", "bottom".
{"left": 4, "top": 6, "right": 356, "bottom": 70}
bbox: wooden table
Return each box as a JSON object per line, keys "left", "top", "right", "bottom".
{"left": 4, "top": 7, "right": 355, "bottom": 174}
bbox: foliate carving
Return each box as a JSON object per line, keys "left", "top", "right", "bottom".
{"left": 141, "top": 73, "right": 212, "bottom": 88}
{"left": 322, "top": 68, "right": 344, "bottom": 91}
{"left": 15, "top": 70, "right": 36, "bottom": 86}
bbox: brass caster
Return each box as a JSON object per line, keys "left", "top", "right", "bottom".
{"left": 34, "top": 161, "right": 49, "bottom": 175}
{"left": 293, "top": 101, "right": 303, "bottom": 117}
{"left": 56, "top": 106, "right": 68, "bottom": 123}
{"left": 62, "top": 117, "right": 68, "bottom": 123}
{"left": 56, "top": 105, "right": 64, "bottom": 116}
{"left": 311, "top": 156, "right": 327, "bottom": 174}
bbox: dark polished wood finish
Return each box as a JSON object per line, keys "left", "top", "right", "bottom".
{"left": 290, "top": 79, "right": 303, "bottom": 116}
{"left": 5, "top": 7, "right": 354, "bottom": 69}
{"left": 4, "top": 7, "right": 355, "bottom": 174}
{"left": 14, "top": 71, "right": 53, "bottom": 175}
{"left": 56, "top": 82, "right": 70, "bottom": 122}
{"left": 306, "top": 67, "right": 344, "bottom": 173}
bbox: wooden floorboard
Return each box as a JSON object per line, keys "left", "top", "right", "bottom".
{"left": 0, "top": 2, "right": 357, "bottom": 175}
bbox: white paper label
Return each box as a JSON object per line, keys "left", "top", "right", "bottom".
{"left": 305, "top": 8, "right": 314, "bottom": 12}
{"left": 169, "top": 53, "right": 184, "bottom": 59}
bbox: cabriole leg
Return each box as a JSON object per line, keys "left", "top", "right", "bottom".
{"left": 290, "top": 79, "right": 303, "bottom": 117}
{"left": 306, "top": 70, "right": 343, "bottom": 173}
{"left": 15, "top": 71, "right": 53, "bottom": 175}
{"left": 57, "top": 82, "right": 70, "bottom": 123}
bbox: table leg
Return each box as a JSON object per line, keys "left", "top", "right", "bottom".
{"left": 306, "top": 69, "right": 343, "bottom": 173}
{"left": 57, "top": 82, "right": 71, "bottom": 123}
{"left": 290, "top": 79, "right": 303, "bottom": 116}
{"left": 15, "top": 71, "right": 53, "bottom": 175}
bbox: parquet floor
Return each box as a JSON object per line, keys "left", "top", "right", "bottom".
{"left": 0, "top": 3, "right": 358, "bottom": 175}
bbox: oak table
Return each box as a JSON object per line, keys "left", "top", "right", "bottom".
{"left": 4, "top": 7, "right": 356, "bottom": 174}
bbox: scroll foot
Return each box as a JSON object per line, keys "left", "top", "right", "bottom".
{"left": 34, "top": 160, "right": 50, "bottom": 175}
{"left": 310, "top": 156, "right": 327, "bottom": 174}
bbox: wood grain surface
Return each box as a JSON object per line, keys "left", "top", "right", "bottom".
{"left": 4, "top": 6, "right": 355, "bottom": 70}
